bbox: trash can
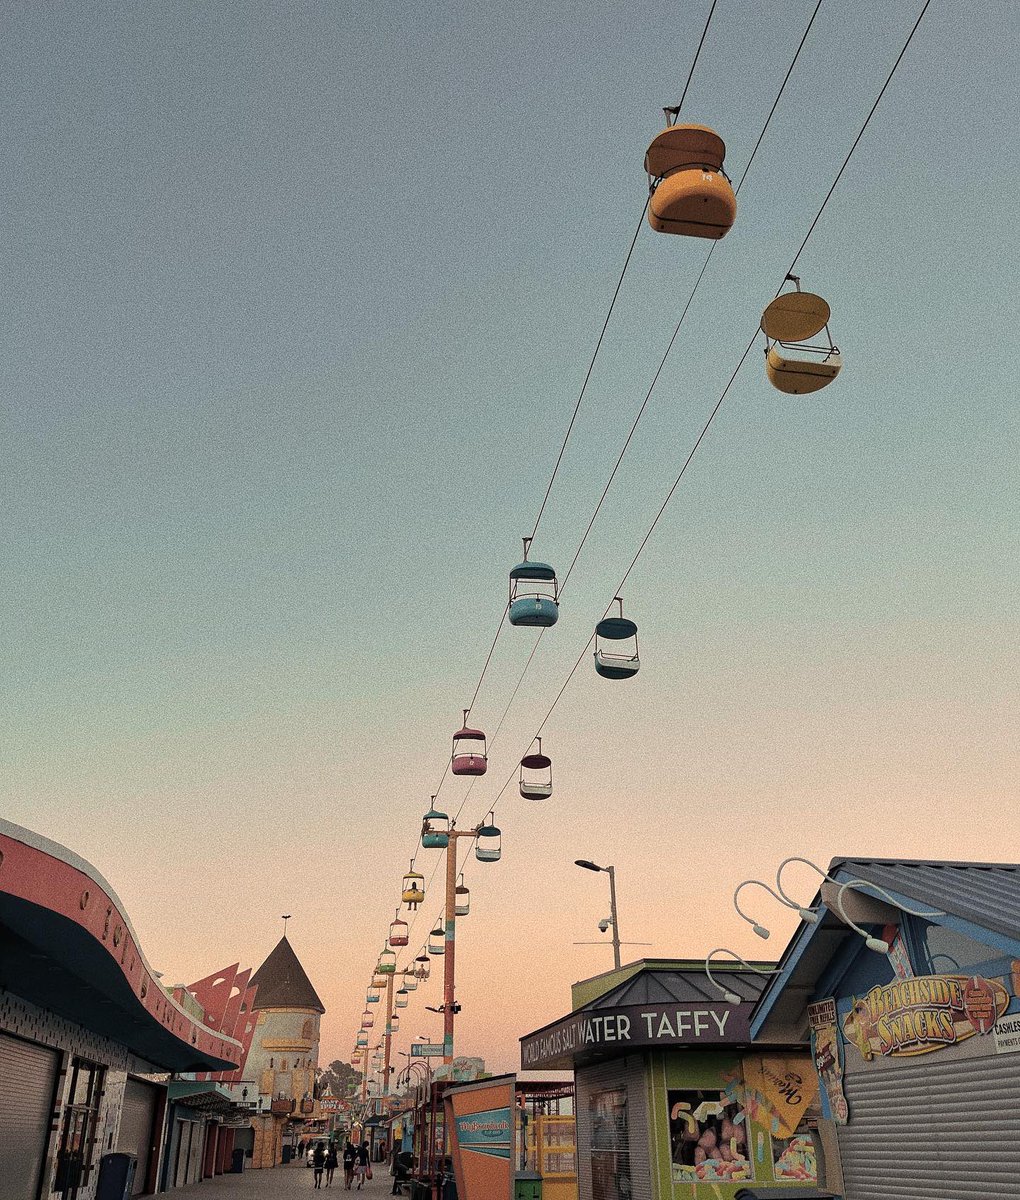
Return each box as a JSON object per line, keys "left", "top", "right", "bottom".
{"left": 96, "top": 1153, "right": 137, "bottom": 1200}
{"left": 231, "top": 1148, "right": 246, "bottom": 1173}
{"left": 282, "top": 1145, "right": 293, "bottom": 1164}
{"left": 514, "top": 1168, "right": 543, "bottom": 1200}
{"left": 735, "top": 1190, "right": 836, "bottom": 1199}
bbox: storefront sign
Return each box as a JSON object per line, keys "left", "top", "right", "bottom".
{"left": 993, "top": 1013, "right": 1020, "bottom": 1055}
{"left": 521, "top": 1001, "right": 750, "bottom": 1069}
{"left": 412, "top": 1043, "right": 445, "bottom": 1057}
{"left": 808, "top": 998, "right": 848, "bottom": 1125}
{"left": 842, "top": 974, "right": 1009, "bottom": 1060}
{"left": 454, "top": 1106, "right": 512, "bottom": 1160}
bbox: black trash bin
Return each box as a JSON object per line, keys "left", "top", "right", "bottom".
{"left": 282, "top": 1145, "right": 293, "bottom": 1164}
{"left": 96, "top": 1153, "right": 137, "bottom": 1200}
{"left": 231, "top": 1148, "right": 246, "bottom": 1173}
{"left": 735, "top": 1190, "right": 836, "bottom": 1199}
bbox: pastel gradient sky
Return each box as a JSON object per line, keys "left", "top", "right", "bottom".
{"left": 2, "top": 1, "right": 1017, "bottom": 1075}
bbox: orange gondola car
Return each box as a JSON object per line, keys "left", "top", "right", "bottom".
{"left": 645, "top": 117, "right": 736, "bottom": 240}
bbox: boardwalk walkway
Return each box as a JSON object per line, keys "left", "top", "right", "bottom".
{"left": 174, "top": 1159, "right": 399, "bottom": 1198}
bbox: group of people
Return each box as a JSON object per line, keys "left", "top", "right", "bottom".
{"left": 307, "top": 1139, "right": 372, "bottom": 1190}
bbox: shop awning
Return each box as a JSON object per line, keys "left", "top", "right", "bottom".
{"left": 0, "top": 820, "right": 242, "bottom": 1073}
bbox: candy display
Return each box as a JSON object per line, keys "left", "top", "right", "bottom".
{"left": 773, "top": 1133, "right": 817, "bottom": 1182}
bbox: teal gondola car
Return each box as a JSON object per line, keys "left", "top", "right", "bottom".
{"left": 594, "top": 598, "right": 640, "bottom": 679}
{"left": 475, "top": 817, "right": 502, "bottom": 863}
{"left": 422, "top": 803, "right": 451, "bottom": 849}
{"left": 509, "top": 538, "right": 559, "bottom": 628}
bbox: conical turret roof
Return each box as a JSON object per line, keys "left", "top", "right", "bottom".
{"left": 250, "top": 936, "right": 325, "bottom": 1013}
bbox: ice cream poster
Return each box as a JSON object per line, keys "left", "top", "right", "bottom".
{"left": 808, "top": 998, "right": 848, "bottom": 1125}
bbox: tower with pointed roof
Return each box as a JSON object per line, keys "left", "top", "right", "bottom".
{"left": 245, "top": 935, "right": 326, "bottom": 1168}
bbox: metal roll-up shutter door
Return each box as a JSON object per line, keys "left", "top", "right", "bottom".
{"left": 576, "top": 1056, "right": 654, "bottom": 1200}
{"left": 0, "top": 1033, "right": 59, "bottom": 1200}
{"left": 118, "top": 1078, "right": 159, "bottom": 1194}
{"left": 839, "top": 1052, "right": 1020, "bottom": 1200}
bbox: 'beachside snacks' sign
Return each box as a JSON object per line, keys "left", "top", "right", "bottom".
{"left": 521, "top": 1002, "right": 750, "bottom": 1069}
{"left": 842, "top": 974, "right": 1009, "bottom": 1060}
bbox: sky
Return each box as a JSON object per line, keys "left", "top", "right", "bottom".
{"left": 2, "top": 0, "right": 1018, "bottom": 1076}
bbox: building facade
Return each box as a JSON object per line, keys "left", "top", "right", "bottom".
{"left": 244, "top": 936, "right": 325, "bottom": 1168}
{"left": 0, "top": 819, "right": 243, "bottom": 1200}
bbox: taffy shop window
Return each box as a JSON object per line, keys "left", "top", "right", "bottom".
{"left": 667, "top": 1088, "right": 751, "bottom": 1185}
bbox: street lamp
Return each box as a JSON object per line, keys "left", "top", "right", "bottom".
{"left": 575, "top": 859, "right": 621, "bottom": 969}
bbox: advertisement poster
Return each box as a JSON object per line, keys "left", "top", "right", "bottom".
{"left": 666, "top": 1088, "right": 751, "bottom": 1185}
{"left": 454, "top": 1107, "right": 512, "bottom": 1159}
{"left": 842, "top": 974, "right": 1009, "bottom": 1060}
{"left": 590, "top": 1087, "right": 631, "bottom": 1200}
{"left": 808, "top": 999, "right": 848, "bottom": 1124}
{"left": 884, "top": 925, "right": 914, "bottom": 981}
{"left": 740, "top": 1055, "right": 817, "bottom": 1138}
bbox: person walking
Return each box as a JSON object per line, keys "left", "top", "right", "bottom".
{"left": 312, "top": 1142, "right": 326, "bottom": 1189}
{"left": 390, "top": 1147, "right": 412, "bottom": 1195}
{"left": 354, "top": 1141, "right": 371, "bottom": 1190}
{"left": 324, "top": 1143, "right": 339, "bottom": 1188}
{"left": 342, "top": 1141, "right": 356, "bottom": 1190}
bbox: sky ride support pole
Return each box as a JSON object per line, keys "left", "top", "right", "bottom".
{"left": 442, "top": 827, "right": 478, "bottom": 1066}
{"left": 383, "top": 970, "right": 395, "bottom": 1095}
{"left": 443, "top": 831, "right": 459, "bottom": 1066}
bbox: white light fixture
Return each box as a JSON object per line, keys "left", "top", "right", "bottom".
{"left": 774, "top": 856, "right": 830, "bottom": 923}
{"left": 833, "top": 879, "right": 945, "bottom": 954}
{"left": 733, "top": 879, "right": 799, "bottom": 938}
{"left": 704, "top": 948, "right": 777, "bottom": 1004}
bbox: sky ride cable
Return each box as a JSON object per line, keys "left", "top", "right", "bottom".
{"left": 369, "top": 0, "right": 725, "bottom": 962}
{"left": 357, "top": 0, "right": 934, "bottom": 1039}
{"left": 420, "top": 0, "right": 829, "bottom": 830}
{"left": 459, "top": 0, "right": 935, "bottom": 827}
{"left": 527, "top": 0, "right": 721, "bottom": 546}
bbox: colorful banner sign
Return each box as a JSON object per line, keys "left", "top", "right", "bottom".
{"left": 842, "top": 974, "right": 1009, "bottom": 1060}
{"left": 808, "top": 998, "right": 848, "bottom": 1125}
{"left": 454, "top": 1106, "right": 513, "bottom": 1159}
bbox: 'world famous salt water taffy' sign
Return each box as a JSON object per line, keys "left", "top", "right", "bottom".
{"left": 842, "top": 974, "right": 1009, "bottom": 1060}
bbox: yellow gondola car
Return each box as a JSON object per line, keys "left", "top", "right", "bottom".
{"left": 645, "top": 120, "right": 736, "bottom": 239}
{"left": 761, "top": 276, "right": 842, "bottom": 394}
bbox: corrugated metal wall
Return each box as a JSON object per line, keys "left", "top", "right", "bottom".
{"left": 0, "top": 1033, "right": 59, "bottom": 1200}
{"left": 575, "top": 1056, "right": 654, "bottom": 1200}
{"left": 840, "top": 1052, "right": 1020, "bottom": 1199}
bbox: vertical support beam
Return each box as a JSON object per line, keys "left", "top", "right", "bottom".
{"left": 443, "top": 832, "right": 459, "bottom": 1065}
{"left": 607, "top": 865, "right": 622, "bottom": 970}
{"left": 383, "top": 971, "right": 395, "bottom": 1095}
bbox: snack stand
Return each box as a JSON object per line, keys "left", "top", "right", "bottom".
{"left": 520, "top": 960, "right": 820, "bottom": 1200}
{"left": 751, "top": 857, "right": 1020, "bottom": 1198}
